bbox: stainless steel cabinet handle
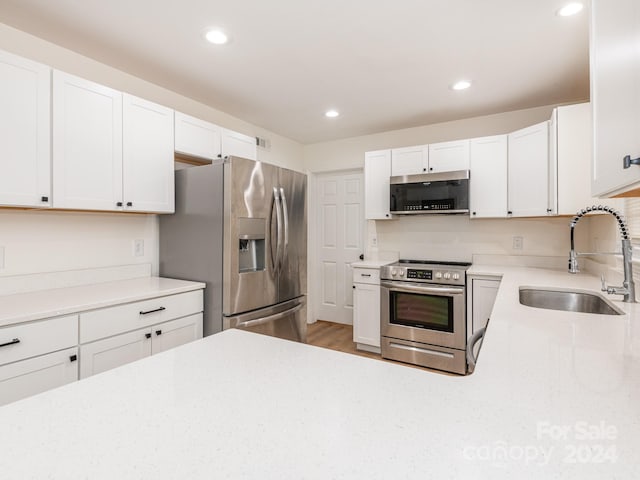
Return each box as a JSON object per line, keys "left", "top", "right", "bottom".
{"left": 139, "top": 307, "right": 166, "bottom": 315}
{"left": 466, "top": 327, "right": 486, "bottom": 373}
{"left": 0, "top": 338, "right": 20, "bottom": 348}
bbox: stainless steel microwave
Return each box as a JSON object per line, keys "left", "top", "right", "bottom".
{"left": 389, "top": 170, "right": 470, "bottom": 215}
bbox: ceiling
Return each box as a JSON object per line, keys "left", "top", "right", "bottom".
{"left": 0, "top": 0, "right": 590, "bottom": 144}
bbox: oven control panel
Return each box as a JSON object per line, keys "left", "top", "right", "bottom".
{"left": 407, "top": 269, "right": 432, "bottom": 280}
{"left": 381, "top": 262, "right": 469, "bottom": 286}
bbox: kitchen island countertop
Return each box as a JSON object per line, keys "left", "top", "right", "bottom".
{"left": 0, "top": 265, "right": 639, "bottom": 479}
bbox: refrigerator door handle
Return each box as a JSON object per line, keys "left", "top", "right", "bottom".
{"left": 279, "top": 187, "right": 289, "bottom": 269}
{"left": 237, "top": 303, "right": 304, "bottom": 329}
{"left": 270, "top": 187, "right": 283, "bottom": 275}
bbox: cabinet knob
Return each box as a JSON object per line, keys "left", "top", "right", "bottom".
{"left": 423, "top": 168, "right": 427, "bottom": 172}
{"left": 155, "top": 330, "right": 162, "bottom": 336}
{"left": 352, "top": 285, "right": 356, "bottom": 289}
{"left": 69, "top": 354, "right": 77, "bottom": 362}
{"left": 472, "top": 212, "right": 476, "bottom": 216}
{"left": 145, "top": 333, "right": 152, "bottom": 339}
{"left": 126, "top": 202, "right": 133, "bottom": 207}
{"left": 623, "top": 155, "right": 640, "bottom": 169}
{"left": 507, "top": 211, "right": 513, "bottom": 215}
{"left": 546, "top": 208, "right": 552, "bottom": 213}
{"left": 41, "top": 196, "right": 49, "bottom": 202}
{"left": 429, "top": 167, "right": 433, "bottom": 171}
{"left": 116, "top": 202, "right": 123, "bottom": 207}
{"left": 385, "top": 214, "right": 389, "bottom": 217}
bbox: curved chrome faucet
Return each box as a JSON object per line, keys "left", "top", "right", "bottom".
{"left": 568, "top": 205, "right": 636, "bottom": 303}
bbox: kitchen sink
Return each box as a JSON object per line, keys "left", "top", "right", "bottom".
{"left": 519, "top": 287, "right": 624, "bottom": 315}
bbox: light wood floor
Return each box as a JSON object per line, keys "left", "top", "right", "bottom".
{"left": 307, "top": 320, "right": 453, "bottom": 374}
{"left": 307, "top": 320, "right": 382, "bottom": 360}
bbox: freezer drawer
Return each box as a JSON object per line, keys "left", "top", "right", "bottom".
{"left": 223, "top": 297, "right": 307, "bottom": 343}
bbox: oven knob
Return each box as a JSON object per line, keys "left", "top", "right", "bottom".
{"left": 398, "top": 270, "right": 405, "bottom": 277}
{"left": 391, "top": 269, "right": 398, "bottom": 277}
{"left": 443, "top": 272, "right": 451, "bottom": 280}
{"left": 435, "top": 272, "right": 443, "bottom": 279}
{"left": 452, "top": 273, "right": 460, "bottom": 280}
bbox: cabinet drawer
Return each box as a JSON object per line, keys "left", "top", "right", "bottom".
{"left": 0, "top": 347, "right": 78, "bottom": 406}
{"left": 80, "top": 290, "right": 203, "bottom": 343}
{"left": 0, "top": 315, "right": 78, "bottom": 366}
{"left": 352, "top": 267, "right": 380, "bottom": 285}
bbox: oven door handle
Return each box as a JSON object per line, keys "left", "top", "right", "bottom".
{"left": 380, "top": 281, "right": 465, "bottom": 296}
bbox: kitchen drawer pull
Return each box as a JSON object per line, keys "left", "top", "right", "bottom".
{"left": 360, "top": 273, "right": 372, "bottom": 277}
{"left": 0, "top": 338, "right": 20, "bottom": 348}
{"left": 139, "top": 307, "right": 166, "bottom": 315}
{"left": 155, "top": 330, "right": 162, "bottom": 336}
{"left": 145, "top": 333, "right": 152, "bottom": 339}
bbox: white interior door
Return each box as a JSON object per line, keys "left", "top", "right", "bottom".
{"left": 316, "top": 171, "right": 364, "bottom": 324}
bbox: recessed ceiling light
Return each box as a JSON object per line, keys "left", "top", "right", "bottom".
{"left": 451, "top": 80, "right": 472, "bottom": 91}
{"left": 205, "top": 29, "right": 229, "bottom": 45}
{"left": 557, "top": 2, "right": 584, "bottom": 16}
{"left": 325, "top": 110, "right": 340, "bottom": 118}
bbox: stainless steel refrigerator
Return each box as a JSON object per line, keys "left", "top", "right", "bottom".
{"left": 159, "top": 156, "right": 307, "bottom": 342}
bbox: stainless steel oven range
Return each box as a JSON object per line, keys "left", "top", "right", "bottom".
{"left": 380, "top": 260, "right": 471, "bottom": 374}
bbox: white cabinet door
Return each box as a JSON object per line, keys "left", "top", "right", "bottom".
{"left": 174, "top": 112, "right": 221, "bottom": 160}
{"left": 52, "top": 70, "right": 123, "bottom": 211}
{"left": 391, "top": 145, "right": 428, "bottom": 176}
{"left": 353, "top": 283, "right": 380, "bottom": 348}
{"left": 80, "top": 328, "right": 151, "bottom": 379}
{"left": 469, "top": 278, "right": 500, "bottom": 335}
{"left": 591, "top": 0, "right": 640, "bottom": 197}
{"left": 469, "top": 135, "right": 508, "bottom": 218}
{"left": 507, "top": 121, "right": 550, "bottom": 217}
{"left": 0, "top": 50, "right": 51, "bottom": 208}
{"left": 364, "top": 150, "right": 393, "bottom": 219}
{"left": 123, "top": 94, "right": 175, "bottom": 213}
{"left": 555, "top": 103, "right": 622, "bottom": 215}
{"left": 0, "top": 347, "right": 78, "bottom": 406}
{"left": 428, "top": 140, "right": 470, "bottom": 173}
{"left": 151, "top": 313, "right": 203, "bottom": 355}
{"left": 221, "top": 129, "right": 257, "bottom": 161}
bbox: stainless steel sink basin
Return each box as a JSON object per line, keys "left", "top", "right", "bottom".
{"left": 519, "top": 287, "right": 624, "bottom": 315}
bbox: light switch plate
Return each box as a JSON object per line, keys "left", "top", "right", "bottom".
{"left": 512, "top": 236, "right": 524, "bottom": 250}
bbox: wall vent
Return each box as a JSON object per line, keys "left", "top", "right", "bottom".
{"left": 255, "top": 136, "right": 271, "bottom": 150}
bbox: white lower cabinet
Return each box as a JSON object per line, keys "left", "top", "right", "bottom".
{"left": 151, "top": 313, "right": 203, "bottom": 355}
{"left": 80, "top": 328, "right": 152, "bottom": 379}
{"left": 352, "top": 267, "right": 381, "bottom": 353}
{"left": 467, "top": 275, "right": 501, "bottom": 336}
{"left": 0, "top": 347, "right": 78, "bottom": 406}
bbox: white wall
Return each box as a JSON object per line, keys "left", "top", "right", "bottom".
{"left": 0, "top": 210, "right": 157, "bottom": 276}
{"left": 0, "top": 22, "right": 304, "bottom": 280}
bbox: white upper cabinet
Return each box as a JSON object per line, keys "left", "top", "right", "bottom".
{"left": 174, "top": 112, "right": 221, "bottom": 161}
{"left": 507, "top": 121, "right": 551, "bottom": 217}
{"left": 591, "top": 0, "right": 640, "bottom": 197}
{"left": 469, "top": 135, "right": 508, "bottom": 218}
{"left": 221, "top": 128, "right": 257, "bottom": 160}
{"left": 364, "top": 150, "right": 393, "bottom": 219}
{"left": 0, "top": 50, "right": 51, "bottom": 208}
{"left": 123, "top": 94, "right": 175, "bottom": 213}
{"left": 428, "top": 139, "right": 470, "bottom": 173}
{"left": 52, "top": 70, "right": 123, "bottom": 211}
{"left": 554, "top": 103, "right": 620, "bottom": 215}
{"left": 390, "top": 145, "right": 428, "bottom": 176}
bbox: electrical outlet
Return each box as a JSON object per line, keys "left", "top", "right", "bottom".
{"left": 512, "top": 236, "right": 524, "bottom": 251}
{"left": 0, "top": 246, "right": 4, "bottom": 269}
{"left": 133, "top": 239, "right": 144, "bottom": 257}
{"left": 371, "top": 236, "right": 378, "bottom": 247}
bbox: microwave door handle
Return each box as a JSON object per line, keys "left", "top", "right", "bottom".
{"left": 279, "top": 187, "right": 289, "bottom": 269}
{"left": 381, "top": 282, "right": 465, "bottom": 296}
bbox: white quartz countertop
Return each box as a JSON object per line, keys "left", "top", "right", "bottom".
{"left": 0, "top": 276, "right": 206, "bottom": 327}
{"left": 0, "top": 266, "right": 639, "bottom": 478}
